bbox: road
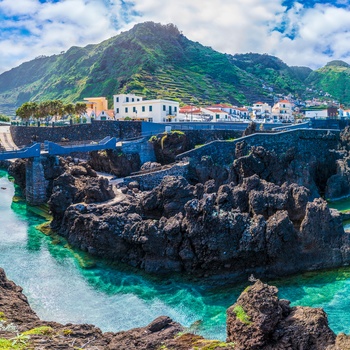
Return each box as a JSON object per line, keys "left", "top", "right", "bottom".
{"left": 0, "top": 126, "right": 18, "bottom": 151}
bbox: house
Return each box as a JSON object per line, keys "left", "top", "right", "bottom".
{"left": 113, "top": 93, "right": 180, "bottom": 123}
{"left": 178, "top": 105, "right": 205, "bottom": 121}
{"left": 201, "top": 108, "right": 230, "bottom": 122}
{"left": 83, "top": 97, "right": 114, "bottom": 121}
{"left": 252, "top": 102, "right": 271, "bottom": 119}
{"left": 207, "top": 104, "right": 249, "bottom": 120}
{"left": 272, "top": 100, "right": 294, "bottom": 122}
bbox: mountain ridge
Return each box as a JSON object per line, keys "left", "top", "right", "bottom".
{"left": 0, "top": 21, "right": 349, "bottom": 116}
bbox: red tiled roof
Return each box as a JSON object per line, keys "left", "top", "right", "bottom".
{"left": 179, "top": 106, "right": 200, "bottom": 112}
{"left": 180, "top": 107, "right": 201, "bottom": 114}
{"left": 206, "top": 108, "right": 227, "bottom": 113}
{"left": 279, "top": 100, "right": 291, "bottom": 103}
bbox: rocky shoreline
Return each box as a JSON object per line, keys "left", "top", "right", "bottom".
{"left": 6, "top": 127, "right": 350, "bottom": 280}
{"left": 1, "top": 266, "right": 350, "bottom": 349}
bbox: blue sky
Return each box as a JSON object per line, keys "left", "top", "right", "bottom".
{"left": 0, "top": 0, "right": 349, "bottom": 74}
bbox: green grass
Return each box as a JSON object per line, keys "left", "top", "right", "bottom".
{"left": 0, "top": 338, "right": 27, "bottom": 350}
{"left": 233, "top": 305, "right": 252, "bottom": 325}
{"left": 22, "top": 326, "right": 54, "bottom": 336}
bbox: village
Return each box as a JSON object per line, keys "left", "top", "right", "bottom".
{"left": 80, "top": 93, "right": 350, "bottom": 125}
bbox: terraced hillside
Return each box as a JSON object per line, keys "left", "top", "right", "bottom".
{"left": 0, "top": 21, "right": 348, "bottom": 116}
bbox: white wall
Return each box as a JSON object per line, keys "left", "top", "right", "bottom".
{"left": 305, "top": 110, "right": 328, "bottom": 119}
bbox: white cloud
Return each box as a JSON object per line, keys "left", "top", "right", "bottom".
{"left": 0, "top": 0, "right": 124, "bottom": 73}
{"left": 0, "top": 0, "right": 39, "bottom": 16}
{"left": 1, "top": 0, "right": 350, "bottom": 73}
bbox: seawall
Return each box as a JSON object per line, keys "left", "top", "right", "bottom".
{"left": 177, "top": 129, "right": 340, "bottom": 165}
{"left": 10, "top": 121, "right": 142, "bottom": 147}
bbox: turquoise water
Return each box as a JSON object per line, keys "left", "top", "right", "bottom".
{"left": 0, "top": 170, "right": 349, "bottom": 340}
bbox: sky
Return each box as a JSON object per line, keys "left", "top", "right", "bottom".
{"left": 0, "top": 0, "right": 350, "bottom": 74}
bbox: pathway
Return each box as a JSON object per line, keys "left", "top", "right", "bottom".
{"left": 0, "top": 126, "right": 18, "bottom": 151}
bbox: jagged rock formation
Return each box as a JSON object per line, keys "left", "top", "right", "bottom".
{"left": 57, "top": 173, "right": 349, "bottom": 278}
{"left": 231, "top": 144, "right": 338, "bottom": 199}
{"left": 49, "top": 161, "right": 115, "bottom": 229}
{"left": 227, "top": 280, "right": 338, "bottom": 350}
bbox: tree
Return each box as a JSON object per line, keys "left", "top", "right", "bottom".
{"left": 75, "top": 102, "right": 87, "bottom": 116}
{"left": 16, "top": 102, "right": 38, "bottom": 121}
{"left": 64, "top": 103, "right": 75, "bottom": 117}
{"left": 49, "top": 100, "right": 64, "bottom": 121}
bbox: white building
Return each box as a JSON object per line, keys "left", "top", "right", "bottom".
{"left": 113, "top": 93, "right": 180, "bottom": 123}
{"left": 304, "top": 109, "right": 328, "bottom": 119}
{"left": 272, "top": 100, "right": 294, "bottom": 122}
{"left": 252, "top": 102, "right": 271, "bottom": 119}
{"left": 200, "top": 108, "right": 229, "bottom": 122}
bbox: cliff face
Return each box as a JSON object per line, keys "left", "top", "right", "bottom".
{"left": 0, "top": 267, "right": 349, "bottom": 349}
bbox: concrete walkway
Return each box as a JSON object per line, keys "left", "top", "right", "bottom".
{"left": 0, "top": 126, "right": 18, "bottom": 151}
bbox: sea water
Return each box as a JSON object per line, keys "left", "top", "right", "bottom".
{"left": 0, "top": 169, "right": 349, "bottom": 340}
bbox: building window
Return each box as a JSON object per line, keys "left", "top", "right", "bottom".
{"left": 137, "top": 99, "right": 140, "bottom": 102}
{"left": 216, "top": 114, "right": 219, "bottom": 119}
{"left": 126, "top": 97, "right": 129, "bottom": 102}
{"left": 116, "top": 108, "right": 119, "bottom": 114}
{"left": 133, "top": 107, "right": 136, "bottom": 112}
{"left": 125, "top": 107, "right": 128, "bottom": 113}
{"left": 116, "top": 97, "right": 119, "bottom": 102}
{"left": 132, "top": 98, "right": 134, "bottom": 102}
{"left": 174, "top": 106, "right": 177, "bottom": 112}
{"left": 149, "top": 106, "right": 153, "bottom": 112}
{"left": 142, "top": 106, "right": 145, "bottom": 112}
{"left": 148, "top": 118, "right": 153, "bottom": 122}
{"left": 163, "top": 105, "right": 166, "bottom": 111}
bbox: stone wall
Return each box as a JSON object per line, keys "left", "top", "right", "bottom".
{"left": 119, "top": 138, "right": 156, "bottom": 164}
{"left": 123, "top": 163, "right": 189, "bottom": 190}
{"left": 25, "top": 156, "right": 49, "bottom": 205}
{"left": 177, "top": 129, "right": 341, "bottom": 165}
{"left": 10, "top": 121, "right": 142, "bottom": 147}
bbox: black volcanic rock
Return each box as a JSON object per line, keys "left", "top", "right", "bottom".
{"left": 55, "top": 172, "right": 350, "bottom": 279}
{"left": 227, "top": 280, "right": 337, "bottom": 350}
{"left": 89, "top": 149, "right": 141, "bottom": 177}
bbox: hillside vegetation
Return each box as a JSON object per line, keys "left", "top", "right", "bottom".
{"left": 306, "top": 60, "right": 350, "bottom": 105}
{"left": 0, "top": 22, "right": 349, "bottom": 116}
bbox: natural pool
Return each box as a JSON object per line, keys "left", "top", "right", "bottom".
{"left": 1, "top": 169, "right": 350, "bottom": 340}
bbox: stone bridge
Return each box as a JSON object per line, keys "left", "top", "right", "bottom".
{"left": 0, "top": 136, "right": 118, "bottom": 205}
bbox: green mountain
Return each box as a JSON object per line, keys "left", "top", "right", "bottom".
{"left": 0, "top": 22, "right": 349, "bottom": 116}
{"left": 305, "top": 60, "right": 350, "bottom": 105}
{"left": 231, "top": 53, "right": 312, "bottom": 95}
